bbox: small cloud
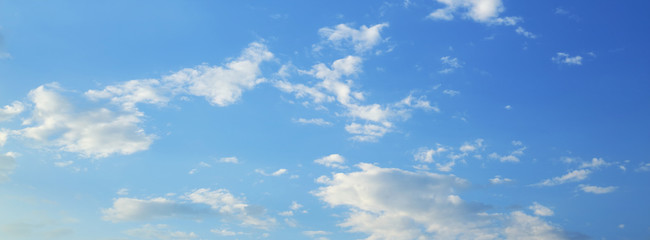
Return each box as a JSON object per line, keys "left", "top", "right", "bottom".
{"left": 579, "top": 158, "right": 608, "bottom": 169}
{"left": 293, "top": 118, "right": 332, "bottom": 126}
{"left": 552, "top": 52, "right": 582, "bottom": 65}
{"left": 117, "top": 188, "right": 129, "bottom": 196}
{"left": 515, "top": 27, "right": 537, "bottom": 39}
{"left": 256, "top": 168, "right": 288, "bottom": 177}
{"left": 490, "top": 175, "right": 512, "bottom": 184}
{"left": 529, "top": 202, "right": 554, "bottom": 216}
{"left": 579, "top": 184, "right": 617, "bottom": 194}
{"left": 505, "top": 105, "right": 512, "bottom": 110}
{"left": 635, "top": 162, "right": 650, "bottom": 172}
{"left": 439, "top": 56, "right": 462, "bottom": 74}
{"left": 314, "top": 154, "right": 347, "bottom": 169}
{"left": 218, "top": 157, "right": 239, "bottom": 164}
{"left": 534, "top": 169, "right": 590, "bottom": 186}
{"left": 443, "top": 89, "right": 460, "bottom": 96}
{"left": 54, "top": 161, "right": 74, "bottom": 167}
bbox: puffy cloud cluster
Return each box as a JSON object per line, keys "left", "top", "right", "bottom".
{"left": 314, "top": 154, "right": 347, "bottom": 169}
{"left": 3, "top": 42, "right": 273, "bottom": 158}
{"left": 314, "top": 163, "right": 571, "bottom": 239}
{"left": 20, "top": 84, "right": 154, "bottom": 158}
{"left": 413, "top": 139, "right": 487, "bottom": 172}
{"left": 103, "top": 188, "right": 276, "bottom": 229}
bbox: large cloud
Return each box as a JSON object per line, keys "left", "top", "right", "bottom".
{"left": 103, "top": 188, "right": 276, "bottom": 230}
{"left": 314, "top": 163, "right": 572, "bottom": 239}
{"left": 20, "top": 84, "right": 154, "bottom": 158}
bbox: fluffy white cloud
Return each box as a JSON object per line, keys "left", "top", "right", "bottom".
{"left": 318, "top": 23, "right": 389, "bottom": 53}
{"left": 414, "top": 145, "right": 449, "bottom": 163}
{"left": 314, "top": 154, "right": 347, "bottom": 169}
{"left": 529, "top": 202, "right": 554, "bottom": 217}
{"left": 488, "top": 143, "right": 525, "bottom": 163}
{"left": 20, "top": 84, "right": 154, "bottom": 158}
{"left": 103, "top": 188, "right": 275, "bottom": 229}
{"left": 0, "top": 152, "right": 16, "bottom": 183}
{"left": 428, "top": 0, "right": 519, "bottom": 25}
{"left": 0, "top": 101, "right": 25, "bottom": 122}
{"left": 86, "top": 79, "right": 169, "bottom": 112}
{"left": 579, "top": 157, "right": 608, "bottom": 169}
{"left": 504, "top": 211, "right": 567, "bottom": 239}
{"left": 579, "top": 184, "right": 617, "bottom": 194}
{"left": 124, "top": 224, "right": 198, "bottom": 240}
{"left": 489, "top": 175, "right": 512, "bottom": 184}
{"left": 294, "top": 118, "right": 332, "bottom": 126}
{"left": 552, "top": 52, "right": 583, "bottom": 65}
{"left": 88, "top": 42, "right": 273, "bottom": 109}
{"left": 345, "top": 122, "right": 391, "bottom": 142}
{"left": 314, "top": 163, "right": 569, "bottom": 239}
{"left": 163, "top": 42, "right": 273, "bottom": 106}
{"left": 535, "top": 169, "right": 590, "bottom": 186}
{"left": 515, "top": 26, "right": 537, "bottom": 39}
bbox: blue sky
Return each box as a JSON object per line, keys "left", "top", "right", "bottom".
{"left": 1, "top": 0, "right": 649, "bottom": 239}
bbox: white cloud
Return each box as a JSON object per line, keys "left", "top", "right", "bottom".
{"left": 439, "top": 56, "right": 462, "bottom": 74}
{"left": 504, "top": 105, "right": 512, "bottom": 110}
{"left": 0, "top": 130, "right": 7, "bottom": 147}
{"left": 0, "top": 101, "right": 25, "bottom": 122}
{"left": 529, "top": 202, "right": 554, "bottom": 216}
{"left": 54, "top": 161, "right": 73, "bottom": 167}
{"left": 274, "top": 80, "right": 333, "bottom": 104}
{"left": 19, "top": 84, "right": 154, "bottom": 158}
{"left": 314, "top": 154, "right": 347, "bottom": 169}
{"left": 345, "top": 122, "right": 391, "bottom": 142}
{"left": 318, "top": 23, "right": 389, "bottom": 53}
{"left": 211, "top": 228, "right": 244, "bottom": 236}
{"left": 272, "top": 169, "right": 288, "bottom": 176}
{"left": 303, "top": 230, "right": 331, "bottom": 237}
{"left": 579, "top": 184, "right": 617, "bottom": 194}
{"left": 414, "top": 146, "right": 448, "bottom": 163}
{"left": 0, "top": 152, "right": 16, "bottom": 183}
{"left": 294, "top": 118, "right": 332, "bottom": 126}
{"left": 103, "top": 188, "right": 275, "bottom": 229}
{"left": 314, "top": 163, "right": 569, "bottom": 239}
{"left": 290, "top": 201, "right": 303, "bottom": 211}
{"left": 515, "top": 27, "right": 537, "bottom": 39}
{"left": 505, "top": 211, "right": 567, "bottom": 239}
{"left": 489, "top": 175, "right": 512, "bottom": 184}
{"left": 552, "top": 52, "right": 583, "bottom": 65}
{"left": 398, "top": 94, "right": 439, "bottom": 112}
{"left": 88, "top": 42, "right": 273, "bottom": 109}
{"left": 124, "top": 224, "right": 198, "bottom": 240}
{"left": 256, "top": 168, "right": 288, "bottom": 177}
{"left": 428, "top": 0, "right": 520, "bottom": 25}
{"left": 218, "top": 157, "right": 239, "bottom": 164}
{"left": 86, "top": 79, "right": 170, "bottom": 112}
{"left": 443, "top": 89, "right": 460, "bottom": 96}
{"left": 579, "top": 157, "right": 608, "bottom": 169}
{"left": 535, "top": 169, "right": 590, "bottom": 186}
{"left": 636, "top": 162, "right": 650, "bottom": 172}
{"left": 117, "top": 188, "right": 129, "bottom": 196}
{"left": 163, "top": 42, "right": 273, "bottom": 106}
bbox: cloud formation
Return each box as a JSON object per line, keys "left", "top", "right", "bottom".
{"left": 428, "top": 0, "right": 520, "bottom": 25}
{"left": 318, "top": 23, "right": 389, "bottom": 53}
{"left": 314, "top": 163, "right": 570, "bottom": 239}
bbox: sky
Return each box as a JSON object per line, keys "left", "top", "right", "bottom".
{"left": 0, "top": 0, "right": 649, "bottom": 239}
